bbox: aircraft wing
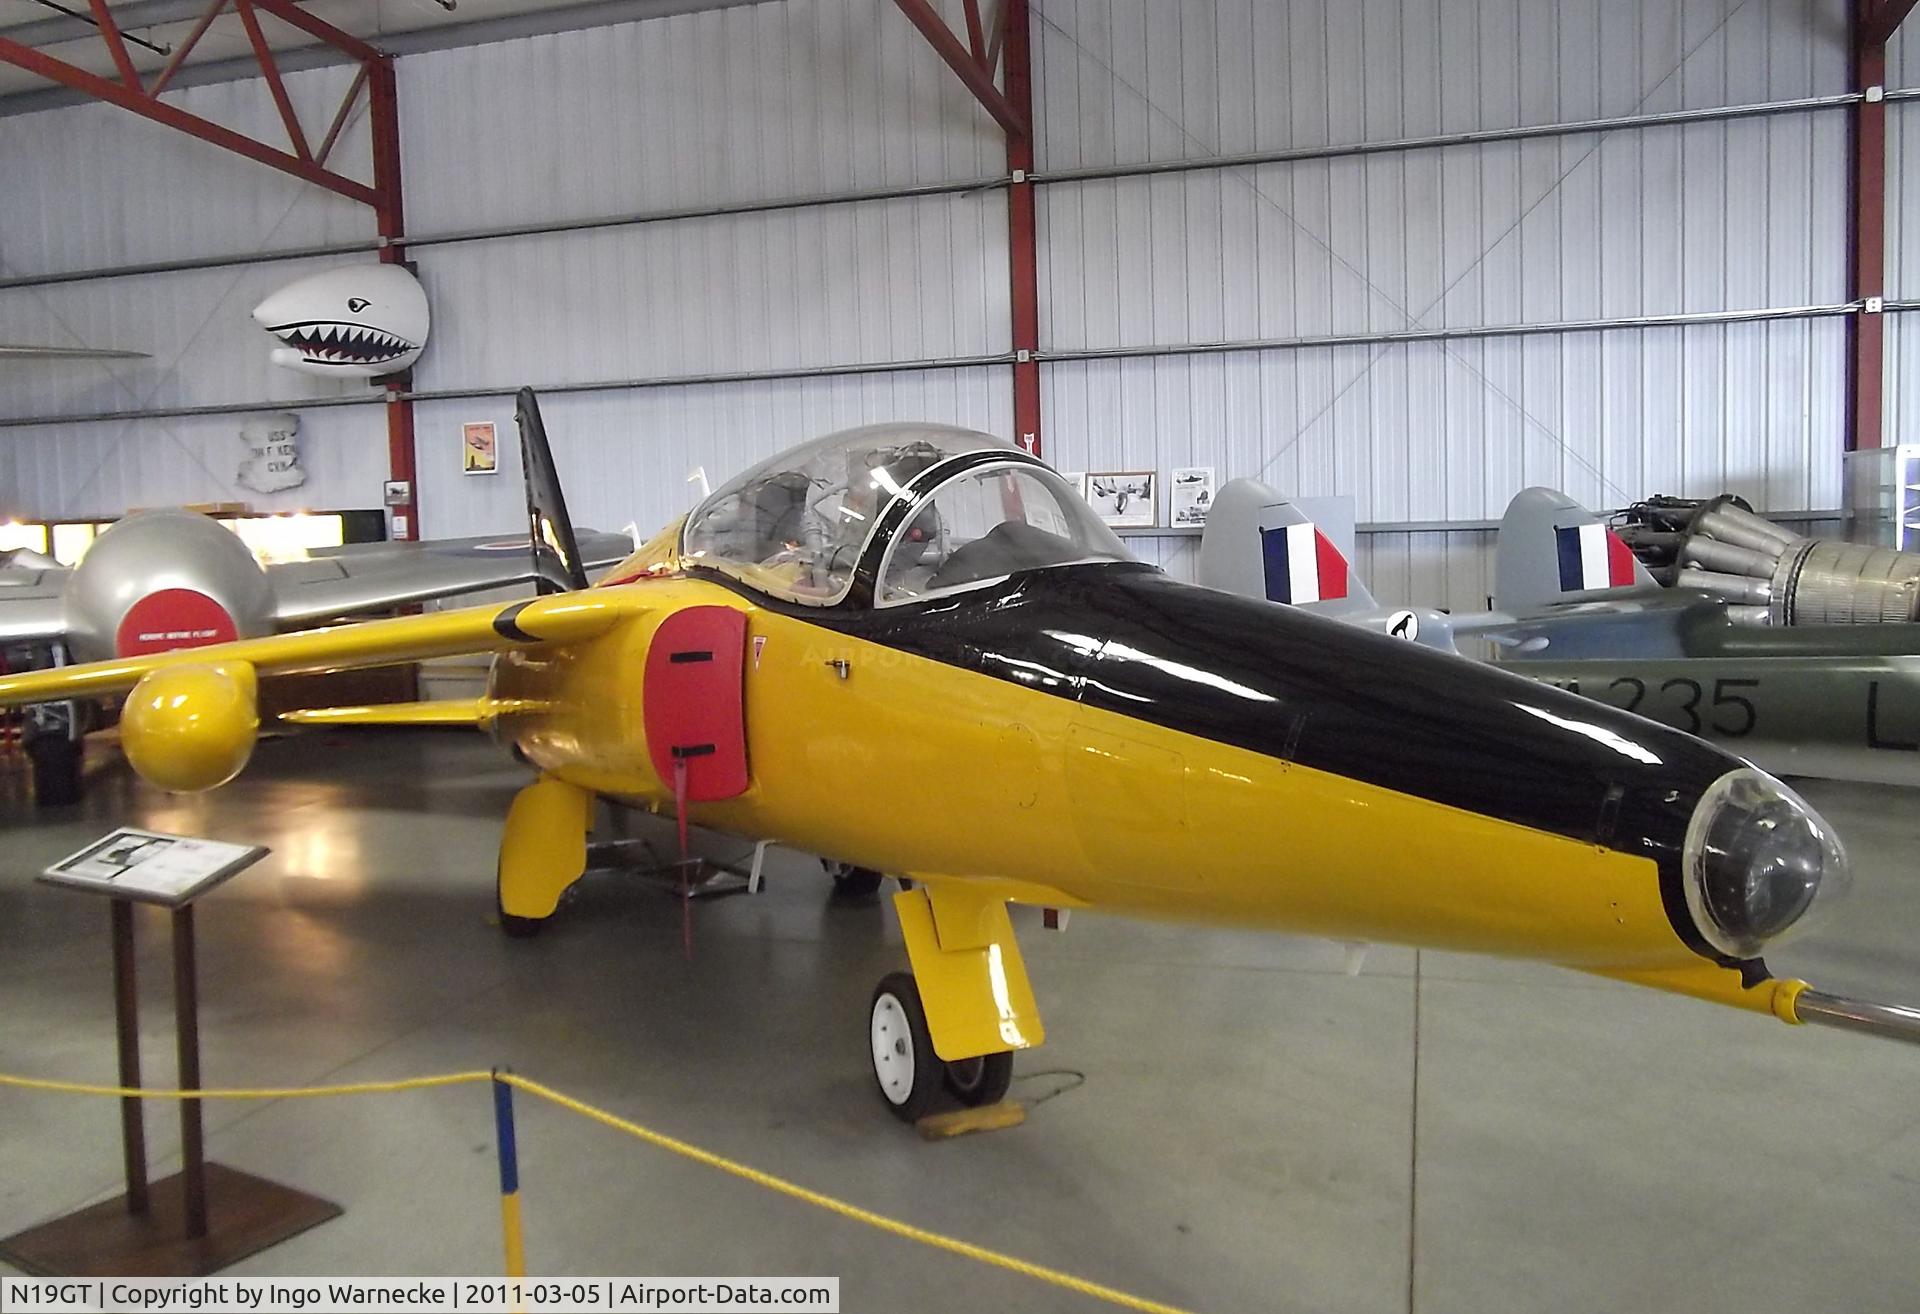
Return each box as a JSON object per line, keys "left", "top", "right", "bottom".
{"left": 0, "top": 560, "right": 70, "bottom": 647}
{"left": 269, "top": 529, "right": 636, "bottom": 626}
{"left": 0, "top": 588, "right": 645, "bottom": 709}
{"left": 0, "top": 344, "right": 148, "bottom": 360}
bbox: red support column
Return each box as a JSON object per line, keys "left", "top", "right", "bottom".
{"left": 1848, "top": 1, "right": 1892, "bottom": 452}
{"left": 889, "top": 0, "right": 1042, "bottom": 455}
{"left": 368, "top": 56, "right": 418, "bottom": 541}
{"left": 1004, "top": 0, "right": 1041, "bottom": 458}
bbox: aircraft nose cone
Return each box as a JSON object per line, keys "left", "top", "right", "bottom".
{"left": 1680, "top": 768, "right": 1851, "bottom": 957}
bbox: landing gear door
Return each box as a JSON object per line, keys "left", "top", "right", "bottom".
{"left": 643, "top": 606, "right": 750, "bottom": 801}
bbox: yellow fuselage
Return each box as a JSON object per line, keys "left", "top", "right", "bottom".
{"left": 491, "top": 577, "right": 1721, "bottom": 985}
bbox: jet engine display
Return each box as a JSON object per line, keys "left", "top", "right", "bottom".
{"left": 1617, "top": 495, "right": 1920, "bottom": 627}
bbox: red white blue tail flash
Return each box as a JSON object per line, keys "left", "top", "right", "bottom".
{"left": 1262, "top": 522, "right": 1349, "bottom": 605}
{"left": 1555, "top": 523, "right": 1637, "bottom": 592}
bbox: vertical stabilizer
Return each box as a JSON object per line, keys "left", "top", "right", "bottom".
{"left": 1494, "top": 487, "right": 1656, "bottom": 611}
{"left": 1199, "top": 478, "right": 1376, "bottom": 615}
{"left": 515, "top": 387, "right": 589, "bottom": 594}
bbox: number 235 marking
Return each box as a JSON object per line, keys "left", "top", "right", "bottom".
{"left": 1548, "top": 676, "right": 1760, "bottom": 737}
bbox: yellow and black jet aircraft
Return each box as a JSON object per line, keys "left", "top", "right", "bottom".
{"left": 1, "top": 390, "right": 1914, "bottom": 1121}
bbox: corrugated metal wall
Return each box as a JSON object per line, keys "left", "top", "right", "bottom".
{"left": 1035, "top": 0, "right": 1854, "bottom": 587}
{"left": 397, "top": 0, "right": 1011, "bottom": 535}
{"left": 0, "top": 62, "right": 387, "bottom": 515}
{"left": 0, "top": 0, "right": 1900, "bottom": 609}
{"left": 0, "top": 1, "right": 1010, "bottom": 540}
{"left": 413, "top": 370, "right": 1011, "bottom": 538}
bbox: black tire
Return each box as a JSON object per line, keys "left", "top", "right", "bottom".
{"left": 498, "top": 905, "right": 544, "bottom": 938}
{"left": 942, "top": 1050, "right": 1014, "bottom": 1107}
{"left": 869, "top": 972, "right": 941, "bottom": 1122}
{"left": 28, "top": 737, "right": 84, "bottom": 808}
{"left": 826, "top": 861, "right": 885, "bottom": 900}
{"left": 495, "top": 864, "right": 545, "bottom": 938}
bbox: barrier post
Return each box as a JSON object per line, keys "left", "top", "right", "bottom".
{"left": 171, "top": 905, "right": 208, "bottom": 1239}
{"left": 110, "top": 899, "right": 150, "bottom": 1216}
{"left": 492, "top": 1072, "right": 527, "bottom": 1278}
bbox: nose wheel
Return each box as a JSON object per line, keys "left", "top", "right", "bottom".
{"left": 869, "top": 972, "right": 1013, "bottom": 1122}
{"left": 942, "top": 1050, "right": 1013, "bottom": 1106}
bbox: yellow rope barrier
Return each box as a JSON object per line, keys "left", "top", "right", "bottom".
{"left": 0, "top": 1068, "right": 1200, "bottom": 1314}
{"left": 500, "top": 1073, "right": 1197, "bottom": 1314}
{"left": 0, "top": 1070, "right": 492, "bottom": 1100}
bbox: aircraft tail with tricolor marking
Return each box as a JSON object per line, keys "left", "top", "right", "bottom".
{"left": 1197, "top": 478, "right": 1375, "bottom": 617}
{"left": 1494, "top": 487, "right": 1658, "bottom": 612}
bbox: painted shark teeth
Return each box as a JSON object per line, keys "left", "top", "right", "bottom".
{"left": 265, "top": 320, "right": 417, "bottom": 366}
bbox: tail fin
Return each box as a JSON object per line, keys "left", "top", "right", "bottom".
{"left": 1197, "top": 478, "right": 1376, "bottom": 614}
{"left": 1494, "top": 487, "right": 1657, "bottom": 611}
{"left": 515, "top": 387, "right": 588, "bottom": 594}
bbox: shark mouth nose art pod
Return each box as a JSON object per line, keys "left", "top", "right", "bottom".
{"left": 251, "top": 264, "right": 429, "bottom": 378}
{"left": 0, "top": 390, "right": 1912, "bottom": 1126}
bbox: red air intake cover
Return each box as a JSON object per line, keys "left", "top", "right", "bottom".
{"left": 643, "top": 606, "right": 750, "bottom": 801}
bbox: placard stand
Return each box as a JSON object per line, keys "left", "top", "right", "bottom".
{"left": 0, "top": 830, "right": 341, "bottom": 1276}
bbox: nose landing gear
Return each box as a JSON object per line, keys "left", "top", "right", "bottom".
{"left": 868, "top": 971, "right": 1015, "bottom": 1122}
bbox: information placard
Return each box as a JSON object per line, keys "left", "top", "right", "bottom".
{"left": 39, "top": 828, "right": 268, "bottom": 908}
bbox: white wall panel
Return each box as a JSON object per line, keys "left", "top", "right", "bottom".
{"left": 0, "top": 0, "right": 1882, "bottom": 616}
{"left": 1040, "top": 115, "right": 1846, "bottom": 350}
{"left": 0, "top": 256, "right": 398, "bottom": 419}
{"left": 413, "top": 193, "right": 1006, "bottom": 390}
{"left": 0, "top": 63, "right": 373, "bottom": 277}
{"left": 412, "top": 366, "right": 1010, "bottom": 539}
{"left": 400, "top": 0, "right": 1004, "bottom": 235}
{"left": 1036, "top": 0, "right": 1855, "bottom": 612}
{"left": 1043, "top": 321, "right": 1844, "bottom": 528}
{"left": 1, "top": 1, "right": 1007, "bottom": 528}
{"left": 0, "top": 60, "right": 390, "bottom": 518}
{"left": 1033, "top": 0, "right": 1849, "bottom": 172}
{"left": 0, "top": 406, "right": 386, "bottom": 521}
{"left": 1355, "top": 530, "right": 1499, "bottom": 616}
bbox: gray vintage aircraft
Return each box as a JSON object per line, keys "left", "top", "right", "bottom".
{"left": 1199, "top": 479, "right": 1920, "bottom": 789}
{"left": 2, "top": 508, "right": 632, "bottom": 805}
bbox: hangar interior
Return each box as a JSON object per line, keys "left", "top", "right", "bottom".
{"left": 3, "top": 2, "right": 1920, "bottom": 1313}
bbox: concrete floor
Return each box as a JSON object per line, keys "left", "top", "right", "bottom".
{"left": 1, "top": 729, "right": 1917, "bottom": 1314}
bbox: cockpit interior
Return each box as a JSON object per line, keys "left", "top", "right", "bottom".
{"left": 680, "top": 424, "right": 1133, "bottom": 606}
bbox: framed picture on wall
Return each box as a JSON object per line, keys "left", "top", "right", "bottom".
{"left": 1170, "top": 467, "right": 1215, "bottom": 526}
{"left": 1086, "top": 471, "right": 1156, "bottom": 528}
{"left": 462, "top": 421, "right": 499, "bottom": 475}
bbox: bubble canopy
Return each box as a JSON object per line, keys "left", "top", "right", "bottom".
{"left": 680, "top": 423, "right": 1134, "bottom": 606}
